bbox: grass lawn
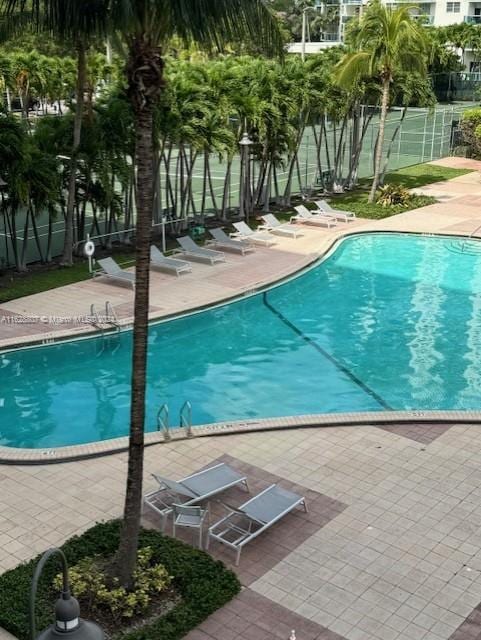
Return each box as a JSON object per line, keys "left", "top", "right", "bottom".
{"left": 329, "top": 193, "right": 437, "bottom": 220}
{"left": 327, "top": 162, "right": 474, "bottom": 220}
{"left": 378, "top": 163, "right": 473, "bottom": 189}
{"left": 0, "top": 250, "right": 135, "bottom": 304}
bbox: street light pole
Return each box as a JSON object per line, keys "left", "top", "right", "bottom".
{"left": 30, "top": 548, "right": 104, "bottom": 640}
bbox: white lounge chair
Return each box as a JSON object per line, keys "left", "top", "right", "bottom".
{"left": 150, "top": 245, "right": 192, "bottom": 276}
{"left": 94, "top": 257, "right": 135, "bottom": 289}
{"left": 291, "top": 205, "right": 337, "bottom": 228}
{"left": 206, "top": 228, "right": 255, "bottom": 255}
{"left": 232, "top": 222, "right": 277, "bottom": 247}
{"left": 315, "top": 200, "right": 356, "bottom": 222}
{"left": 174, "top": 236, "right": 226, "bottom": 265}
{"left": 144, "top": 462, "right": 249, "bottom": 531}
{"left": 259, "top": 214, "right": 304, "bottom": 238}
{"left": 207, "top": 484, "right": 307, "bottom": 565}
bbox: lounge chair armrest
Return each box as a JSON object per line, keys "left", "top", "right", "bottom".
{"left": 230, "top": 231, "right": 242, "bottom": 238}
{"left": 289, "top": 215, "right": 299, "bottom": 223}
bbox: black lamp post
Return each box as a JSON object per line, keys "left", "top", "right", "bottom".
{"left": 239, "top": 131, "right": 253, "bottom": 221}
{"left": 0, "top": 177, "right": 8, "bottom": 269}
{"left": 30, "top": 548, "right": 104, "bottom": 640}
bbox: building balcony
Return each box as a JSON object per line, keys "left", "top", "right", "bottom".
{"left": 465, "top": 14, "right": 481, "bottom": 22}
{"left": 412, "top": 13, "right": 435, "bottom": 23}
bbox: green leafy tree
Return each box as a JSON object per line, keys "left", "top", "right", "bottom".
{"left": 336, "top": 0, "right": 429, "bottom": 202}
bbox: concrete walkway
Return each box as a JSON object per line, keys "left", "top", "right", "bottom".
{"left": 2, "top": 157, "right": 481, "bottom": 350}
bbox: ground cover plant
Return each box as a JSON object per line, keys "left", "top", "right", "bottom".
{"left": 0, "top": 520, "right": 240, "bottom": 640}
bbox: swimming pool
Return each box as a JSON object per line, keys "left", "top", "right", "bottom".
{"left": 2, "top": 231, "right": 481, "bottom": 449}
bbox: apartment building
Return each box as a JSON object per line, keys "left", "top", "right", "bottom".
{"left": 288, "top": 0, "right": 481, "bottom": 69}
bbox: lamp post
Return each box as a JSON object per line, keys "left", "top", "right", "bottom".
{"left": 0, "top": 177, "right": 8, "bottom": 268}
{"left": 30, "top": 548, "right": 104, "bottom": 640}
{"left": 239, "top": 131, "right": 253, "bottom": 221}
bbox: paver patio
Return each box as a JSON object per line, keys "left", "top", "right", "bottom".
{"left": 2, "top": 424, "right": 481, "bottom": 640}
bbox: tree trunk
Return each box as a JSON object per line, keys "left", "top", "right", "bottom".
{"left": 114, "top": 38, "right": 163, "bottom": 590}
{"left": 369, "top": 76, "right": 390, "bottom": 203}
{"left": 61, "top": 43, "right": 86, "bottom": 266}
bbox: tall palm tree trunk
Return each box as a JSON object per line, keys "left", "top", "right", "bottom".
{"left": 369, "top": 76, "right": 390, "bottom": 203}
{"left": 114, "top": 39, "right": 163, "bottom": 589}
{"left": 61, "top": 43, "right": 85, "bottom": 266}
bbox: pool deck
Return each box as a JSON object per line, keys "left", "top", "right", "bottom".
{"left": 1, "top": 157, "right": 481, "bottom": 352}
{"left": 3, "top": 158, "right": 481, "bottom": 640}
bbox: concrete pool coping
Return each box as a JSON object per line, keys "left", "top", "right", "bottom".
{"left": 1, "top": 410, "right": 481, "bottom": 464}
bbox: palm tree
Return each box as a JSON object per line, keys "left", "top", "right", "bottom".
{"left": 3, "top": 0, "right": 282, "bottom": 588}
{"left": 109, "top": 1, "right": 282, "bottom": 588}
{"left": 335, "top": 0, "right": 428, "bottom": 202}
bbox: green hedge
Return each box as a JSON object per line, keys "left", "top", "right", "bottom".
{"left": 0, "top": 521, "right": 240, "bottom": 640}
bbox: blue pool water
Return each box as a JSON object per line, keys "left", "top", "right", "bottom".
{"left": 2, "top": 232, "right": 481, "bottom": 448}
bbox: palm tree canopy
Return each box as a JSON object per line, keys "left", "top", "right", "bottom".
{"left": 2, "top": 0, "right": 284, "bottom": 56}
{"left": 336, "top": 0, "right": 428, "bottom": 86}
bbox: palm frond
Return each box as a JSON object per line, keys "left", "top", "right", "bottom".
{"left": 109, "top": 0, "right": 284, "bottom": 57}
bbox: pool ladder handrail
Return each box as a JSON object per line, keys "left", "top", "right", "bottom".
{"left": 105, "top": 301, "right": 121, "bottom": 332}
{"left": 180, "top": 401, "right": 193, "bottom": 438}
{"left": 457, "top": 223, "right": 481, "bottom": 253}
{"left": 90, "top": 303, "right": 105, "bottom": 338}
{"left": 157, "top": 403, "right": 170, "bottom": 441}
{"left": 470, "top": 222, "right": 481, "bottom": 239}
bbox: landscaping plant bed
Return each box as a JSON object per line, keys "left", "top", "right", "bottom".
{"left": 0, "top": 521, "right": 240, "bottom": 640}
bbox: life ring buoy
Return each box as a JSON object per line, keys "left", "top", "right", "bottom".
{"left": 83, "top": 240, "right": 95, "bottom": 257}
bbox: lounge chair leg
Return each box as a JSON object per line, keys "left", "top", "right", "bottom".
{"left": 243, "top": 479, "right": 250, "bottom": 493}
{"left": 172, "top": 522, "right": 176, "bottom": 539}
{"left": 302, "top": 499, "right": 308, "bottom": 513}
{"left": 205, "top": 533, "right": 210, "bottom": 551}
{"left": 235, "top": 548, "right": 242, "bottom": 566}
{"left": 198, "top": 527, "right": 202, "bottom": 549}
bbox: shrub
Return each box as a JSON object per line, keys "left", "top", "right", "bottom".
{"left": 53, "top": 546, "right": 172, "bottom": 623}
{"left": 376, "top": 183, "right": 411, "bottom": 207}
{"left": 460, "top": 107, "right": 481, "bottom": 157}
{"left": 0, "top": 521, "right": 240, "bottom": 640}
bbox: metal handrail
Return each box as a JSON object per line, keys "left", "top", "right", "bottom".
{"left": 180, "top": 401, "right": 193, "bottom": 438}
{"left": 89, "top": 303, "right": 105, "bottom": 337}
{"left": 157, "top": 403, "right": 170, "bottom": 441}
{"left": 105, "top": 301, "right": 120, "bottom": 331}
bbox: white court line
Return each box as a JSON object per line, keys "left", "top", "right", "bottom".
{"left": 0, "top": 233, "right": 24, "bottom": 240}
